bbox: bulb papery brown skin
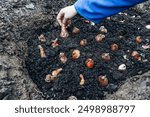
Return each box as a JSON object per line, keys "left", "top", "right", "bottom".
{"left": 72, "top": 49, "right": 80, "bottom": 59}
{"left": 79, "top": 74, "right": 85, "bottom": 86}
{"left": 131, "top": 51, "right": 141, "bottom": 61}
{"left": 38, "top": 45, "right": 46, "bottom": 58}
{"left": 60, "top": 26, "right": 69, "bottom": 38}
{"left": 51, "top": 38, "right": 59, "bottom": 48}
{"left": 101, "top": 53, "right": 111, "bottom": 61}
{"left": 85, "top": 58, "right": 94, "bottom": 68}
{"left": 38, "top": 34, "right": 46, "bottom": 42}
{"left": 135, "top": 36, "right": 142, "bottom": 44}
{"left": 59, "top": 52, "right": 67, "bottom": 63}
{"left": 51, "top": 68, "right": 63, "bottom": 77}
{"left": 72, "top": 27, "right": 80, "bottom": 34}
{"left": 80, "top": 39, "right": 87, "bottom": 46}
{"left": 98, "top": 75, "right": 108, "bottom": 87}
{"left": 111, "top": 44, "right": 119, "bottom": 51}
{"left": 95, "top": 34, "right": 105, "bottom": 42}
{"left": 99, "top": 26, "right": 108, "bottom": 33}
{"left": 45, "top": 74, "right": 55, "bottom": 83}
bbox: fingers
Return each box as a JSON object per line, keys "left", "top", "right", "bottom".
{"left": 57, "top": 10, "right": 64, "bottom": 26}
{"left": 57, "top": 6, "right": 74, "bottom": 27}
{"left": 62, "top": 18, "right": 69, "bottom": 27}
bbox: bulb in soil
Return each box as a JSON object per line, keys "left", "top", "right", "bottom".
{"left": 59, "top": 52, "right": 67, "bottom": 63}
{"left": 118, "top": 64, "right": 126, "bottom": 71}
{"left": 51, "top": 38, "right": 59, "bottom": 48}
{"left": 99, "top": 26, "right": 108, "bottom": 33}
{"left": 38, "top": 45, "right": 46, "bottom": 58}
{"left": 68, "top": 96, "right": 77, "bottom": 100}
{"left": 72, "top": 49, "right": 80, "bottom": 59}
{"left": 38, "top": 34, "right": 46, "bottom": 42}
{"left": 142, "top": 45, "right": 150, "bottom": 50}
{"left": 84, "top": 20, "right": 91, "bottom": 24}
{"left": 72, "top": 27, "right": 80, "bottom": 34}
{"left": 135, "top": 36, "right": 142, "bottom": 44}
{"left": 111, "top": 44, "right": 119, "bottom": 51}
{"left": 95, "top": 34, "right": 105, "bottom": 42}
{"left": 52, "top": 68, "right": 63, "bottom": 77}
{"left": 98, "top": 75, "right": 108, "bottom": 87}
{"left": 60, "top": 26, "right": 69, "bottom": 38}
{"left": 45, "top": 74, "right": 55, "bottom": 83}
{"left": 101, "top": 53, "right": 111, "bottom": 61}
{"left": 79, "top": 74, "right": 85, "bottom": 86}
{"left": 80, "top": 39, "right": 87, "bottom": 46}
{"left": 85, "top": 58, "right": 94, "bottom": 68}
{"left": 131, "top": 51, "right": 141, "bottom": 61}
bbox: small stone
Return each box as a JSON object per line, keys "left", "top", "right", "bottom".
{"left": 123, "top": 55, "right": 129, "bottom": 60}
{"left": 25, "top": 3, "right": 35, "bottom": 10}
{"left": 118, "top": 64, "right": 126, "bottom": 71}
{"left": 90, "top": 22, "right": 95, "bottom": 26}
{"left": 146, "top": 25, "right": 150, "bottom": 29}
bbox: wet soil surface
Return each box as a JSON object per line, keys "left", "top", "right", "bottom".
{"left": 25, "top": 10, "right": 150, "bottom": 100}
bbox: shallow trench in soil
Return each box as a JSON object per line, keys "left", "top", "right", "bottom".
{"left": 25, "top": 10, "right": 150, "bottom": 100}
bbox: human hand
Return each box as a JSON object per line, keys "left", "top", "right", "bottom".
{"left": 57, "top": 5, "right": 77, "bottom": 28}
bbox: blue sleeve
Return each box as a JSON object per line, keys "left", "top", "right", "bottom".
{"left": 74, "top": 0, "right": 146, "bottom": 23}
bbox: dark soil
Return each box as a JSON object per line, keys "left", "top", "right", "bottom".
{"left": 25, "top": 9, "right": 150, "bottom": 100}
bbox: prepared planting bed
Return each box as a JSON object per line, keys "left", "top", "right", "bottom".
{"left": 26, "top": 10, "right": 150, "bottom": 100}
